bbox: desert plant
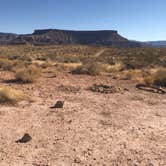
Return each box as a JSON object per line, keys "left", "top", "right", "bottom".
{"left": 106, "top": 63, "right": 123, "bottom": 72}
{"left": 87, "top": 63, "right": 106, "bottom": 76}
{"left": 143, "top": 75, "right": 154, "bottom": 85}
{"left": 0, "top": 58, "right": 14, "bottom": 71}
{"left": 125, "top": 69, "right": 144, "bottom": 80}
{"left": 40, "top": 62, "right": 52, "bottom": 69}
{"left": 153, "top": 69, "right": 166, "bottom": 87}
{"left": 56, "top": 63, "right": 82, "bottom": 72}
{"left": 15, "top": 65, "right": 41, "bottom": 83}
{"left": 72, "top": 62, "right": 106, "bottom": 76}
{"left": 0, "top": 86, "right": 24, "bottom": 104}
{"left": 71, "top": 65, "right": 88, "bottom": 75}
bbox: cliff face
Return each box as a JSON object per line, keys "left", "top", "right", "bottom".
{"left": 0, "top": 29, "right": 141, "bottom": 47}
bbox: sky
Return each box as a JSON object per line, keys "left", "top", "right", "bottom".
{"left": 0, "top": 0, "right": 165, "bottom": 41}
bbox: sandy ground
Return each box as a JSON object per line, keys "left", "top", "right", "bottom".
{"left": 0, "top": 70, "right": 166, "bottom": 166}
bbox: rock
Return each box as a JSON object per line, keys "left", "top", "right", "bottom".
{"left": 89, "top": 84, "right": 128, "bottom": 94}
{"left": 16, "top": 133, "right": 32, "bottom": 143}
{"left": 74, "top": 157, "right": 81, "bottom": 163}
{"left": 50, "top": 101, "right": 64, "bottom": 109}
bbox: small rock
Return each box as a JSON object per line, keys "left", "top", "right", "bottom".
{"left": 16, "top": 133, "right": 32, "bottom": 143}
{"left": 74, "top": 157, "right": 81, "bottom": 163}
{"left": 50, "top": 101, "right": 64, "bottom": 109}
{"left": 68, "top": 120, "right": 72, "bottom": 123}
{"left": 112, "top": 76, "right": 118, "bottom": 79}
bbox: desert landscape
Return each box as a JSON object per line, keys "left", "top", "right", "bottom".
{"left": 0, "top": 0, "right": 166, "bottom": 165}
{"left": 0, "top": 44, "right": 165, "bottom": 165}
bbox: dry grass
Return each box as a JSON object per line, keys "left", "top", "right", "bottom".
{"left": 0, "top": 45, "right": 165, "bottom": 78}
{"left": 0, "top": 86, "right": 24, "bottom": 104}
{"left": 15, "top": 65, "right": 41, "bottom": 83}
{"left": 0, "top": 45, "right": 165, "bottom": 71}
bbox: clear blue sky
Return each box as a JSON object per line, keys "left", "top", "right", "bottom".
{"left": 0, "top": 0, "right": 165, "bottom": 41}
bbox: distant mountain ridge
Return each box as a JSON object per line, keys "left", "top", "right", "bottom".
{"left": 144, "top": 41, "right": 166, "bottom": 47}
{"left": 0, "top": 29, "right": 141, "bottom": 47}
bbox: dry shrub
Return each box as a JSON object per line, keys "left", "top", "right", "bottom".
{"left": 32, "top": 60, "right": 52, "bottom": 69}
{"left": 143, "top": 68, "right": 166, "bottom": 87}
{"left": 71, "top": 65, "right": 87, "bottom": 75}
{"left": 125, "top": 69, "right": 144, "bottom": 81}
{"left": 0, "top": 58, "right": 14, "bottom": 71}
{"left": 0, "top": 86, "right": 24, "bottom": 104}
{"left": 15, "top": 65, "right": 41, "bottom": 83}
{"left": 13, "top": 61, "right": 29, "bottom": 70}
{"left": 40, "top": 62, "right": 52, "bottom": 69}
{"left": 72, "top": 62, "right": 106, "bottom": 76}
{"left": 87, "top": 63, "right": 107, "bottom": 75}
{"left": 106, "top": 63, "right": 123, "bottom": 72}
{"left": 56, "top": 63, "right": 82, "bottom": 72}
{"left": 144, "top": 75, "right": 154, "bottom": 85}
{"left": 153, "top": 69, "right": 166, "bottom": 87}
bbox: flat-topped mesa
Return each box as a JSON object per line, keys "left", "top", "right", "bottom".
{"left": 0, "top": 28, "right": 141, "bottom": 47}
{"left": 32, "top": 29, "right": 129, "bottom": 45}
{"left": 33, "top": 29, "right": 119, "bottom": 35}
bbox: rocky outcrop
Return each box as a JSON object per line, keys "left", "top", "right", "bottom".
{"left": 0, "top": 29, "right": 141, "bottom": 47}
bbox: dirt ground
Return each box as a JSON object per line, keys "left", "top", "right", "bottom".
{"left": 0, "top": 70, "right": 166, "bottom": 166}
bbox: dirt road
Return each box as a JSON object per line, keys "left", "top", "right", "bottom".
{"left": 94, "top": 49, "right": 105, "bottom": 57}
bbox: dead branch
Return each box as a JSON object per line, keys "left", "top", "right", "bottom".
{"left": 136, "top": 83, "right": 166, "bottom": 94}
